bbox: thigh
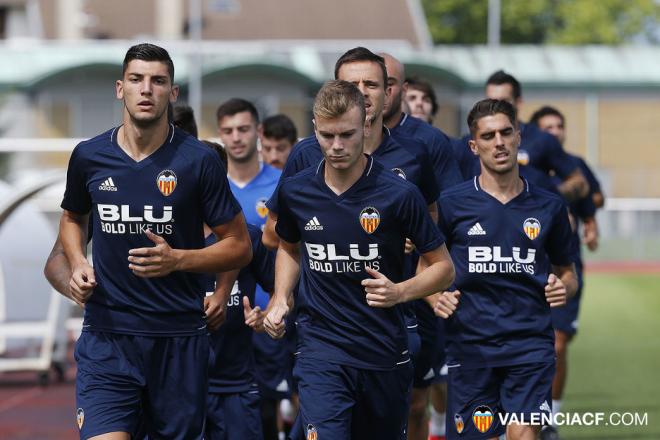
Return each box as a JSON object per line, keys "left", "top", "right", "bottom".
{"left": 294, "top": 357, "right": 356, "bottom": 439}
{"left": 500, "top": 362, "right": 555, "bottom": 418}
{"left": 352, "top": 361, "right": 413, "bottom": 440}
{"left": 445, "top": 365, "right": 506, "bottom": 440}
{"left": 75, "top": 332, "right": 143, "bottom": 440}
{"left": 144, "top": 335, "right": 209, "bottom": 440}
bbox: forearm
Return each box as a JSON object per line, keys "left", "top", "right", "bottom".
{"left": 59, "top": 212, "right": 88, "bottom": 268}
{"left": 176, "top": 236, "right": 252, "bottom": 273}
{"left": 555, "top": 264, "right": 578, "bottom": 298}
{"left": 558, "top": 171, "right": 589, "bottom": 202}
{"left": 44, "top": 238, "right": 73, "bottom": 297}
{"left": 416, "top": 252, "right": 441, "bottom": 308}
{"left": 262, "top": 213, "right": 280, "bottom": 250}
{"left": 272, "top": 244, "right": 301, "bottom": 306}
{"left": 398, "top": 259, "right": 455, "bottom": 303}
{"left": 214, "top": 269, "right": 239, "bottom": 301}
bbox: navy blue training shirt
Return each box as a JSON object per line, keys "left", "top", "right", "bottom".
{"left": 61, "top": 125, "right": 241, "bottom": 336}
{"left": 205, "top": 224, "right": 275, "bottom": 394}
{"left": 275, "top": 156, "right": 445, "bottom": 370}
{"left": 389, "top": 113, "right": 463, "bottom": 192}
{"left": 437, "top": 176, "right": 576, "bottom": 368}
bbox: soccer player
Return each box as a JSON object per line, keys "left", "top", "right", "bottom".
{"left": 204, "top": 221, "right": 275, "bottom": 440}
{"left": 259, "top": 114, "right": 298, "bottom": 170}
{"left": 215, "top": 98, "right": 293, "bottom": 440}
{"left": 380, "top": 53, "right": 463, "bottom": 194}
{"left": 405, "top": 77, "right": 438, "bottom": 124}
{"left": 261, "top": 49, "right": 441, "bottom": 400}
{"left": 58, "top": 43, "right": 251, "bottom": 440}
{"left": 217, "top": 98, "right": 281, "bottom": 228}
{"left": 452, "top": 71, "right": 589, "bottom": 202}
{"left": 264, "top": 79, "right": 455, "bottom": 439}
{"left": 434, "top": 99, "right": 577, "bottom": 440}
{"left": 529, "top": 105, "right": 605, "bottom": 440}
{"left": 379, "top": 52, "right": 461, "bottom": 440}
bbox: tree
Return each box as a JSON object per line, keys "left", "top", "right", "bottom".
{"left": 422, "top": 0, "right": 660, "bottom": 45}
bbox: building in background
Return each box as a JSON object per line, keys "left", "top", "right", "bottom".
{"left": 0, "top": 0, "right": 659, "bottom": 200}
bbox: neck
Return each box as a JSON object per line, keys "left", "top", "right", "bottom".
{"left": 228, "top": 155, "right": 261, "bottom": 185}
{"left": 383, "top": 109, "right": 403, "bottom": 129}
{"left": 118, "top": 116, "right": 170, "bottom": 161}
{"left": 478, "top": 165, "right": 523, "bottom": 203}
{"left": 364, "top": 114, "right": 384, "bottom": 154}
{"left": 324, "top": 155, "right": 368, "bottom": 195}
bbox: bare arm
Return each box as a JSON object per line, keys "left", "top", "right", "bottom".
{"left": 263, "top": 239, "right": 300, "bottom": 338}
{"left": 128, "top": 212, "right": 252, "bottom": 277}
{"left": 582, "top": 216, "right": 599, "bottom": 252}
{"left": 59, "top": 210, "right": 96, "bottom": 305}
{"left": 557, "top": 169, "right": 589, "bottom": 202}
{"left": 44, "top": 235, "right": 71, "bottom": 296}
{"left": 551, "top": 263, "right": 578, "bottom": 301}
{"left": 262, "top": 211, "right": 279, "bottom": 250}
{"left": 362, "top": 244, "right": 455, "bottom": 307}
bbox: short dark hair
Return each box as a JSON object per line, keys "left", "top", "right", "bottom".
{"left": 334, "top": 47, "right": 387, "bottom": 86}
{"left": 202, "top": 140, "right": 228, "bottom": 170}
{"left": 262, "top": 114, "right": 297, "bottom": 144}
{"left": 405, "top": 77, "right": 438, "bottom": 116}
{"left": 529, "top": 106, "right": 565, "bottom": 127}
{"left": 486, "top": 70, "right": 521, "bottom": 100}
{"left": 216, "top": 98, "right": 259, "bottom": 124}
{"left": 467, "top": 99, "right": 517, "bottom": 136}
{"left": 172, "top": 105, "right": 198, "bottom": 138}
{"left": 123, "top": 43, "right": 174, "bottom": 81}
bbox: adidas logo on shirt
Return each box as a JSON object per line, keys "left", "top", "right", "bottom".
{"left": 304, "top": 216, "right": 324, "bottom": 231}
{"left": 99, "top": 177, "right": 118, "bottom": 192}
{"left": 467, "top": 222, "right": 486, "bottom": 236}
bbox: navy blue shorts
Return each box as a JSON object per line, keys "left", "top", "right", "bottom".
{"left": 75, "top": 331, "right": 208, "bottom": 440}
{"left": 446, "top": 362, "right": 554, "bottom": 439}
{"left": 205, "top": 390, "right": 263, "bottom": 440}
{"left": 294, "top": 356, "right": 413, "bottom": 440}
{"left": 412, "top": 327, "right": 444, "bottom": 388}
{"left": 407, "top": 326, "right": 421, "bottom": 361}
{"left": 551, "top": 286, "right": 583, "bottom": 335}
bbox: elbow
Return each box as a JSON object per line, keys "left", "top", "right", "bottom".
{"left": 235, "top": 241, "right": 253, "bottom": 270}
{"left": 438, "top": 260, "right": 455, "bottom": 292}
{"left": 262, "top": 230, "right": 280, "bottom": 251}
{"left": 575, "top": 174, "right": 590, "bottom": 199}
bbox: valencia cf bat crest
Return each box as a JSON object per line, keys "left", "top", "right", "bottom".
{"left": 454, "top": 413, "right": 465, "bottom": 434}
{"left": 359, "top": 206, "right": 380, "bottom": 234}
{"left": 472, "top": 405, "right": 494, "bottom": 433}
{"left": 76, "top": 408, "right": 84, "bottom": 429}
{"left": 306, "top": 424, "right": 318, "bottom": 440}
{"left": 256, "top": 197, "right": 269, "bottom": 218}
{"left": 156, "top": 169, "right": 177, "bottom": 196}
{"left": 523, "top": 217, "right": 541, "bottom": 240}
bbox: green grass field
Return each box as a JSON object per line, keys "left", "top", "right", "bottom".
{"left": 560, "top": 272, "right": 660, "bottom": 439}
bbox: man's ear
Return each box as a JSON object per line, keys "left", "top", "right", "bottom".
{"left": 469, "top": 138, "right": 479, "bottom": 156}
{"left": 170, "top": 84, "right": 180, "bottom": 103}
{"left": 116, "top": 80, "right": 124, "bottom": 100}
